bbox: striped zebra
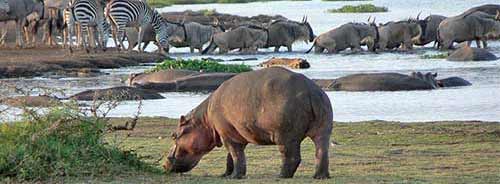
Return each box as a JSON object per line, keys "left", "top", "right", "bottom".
{"left": 105, "top": 0, "right": 169, "bottom": 53}
{"left": 62, "top": 0, "right": 80, "bottom": 50}
{"left": 71, "top": 0, "right": 110, "bottom": 52}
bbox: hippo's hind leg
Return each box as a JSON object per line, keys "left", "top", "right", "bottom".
{"left": 310, "top": 132, "right": 331, "bottom": 179}
{"left": 278, "top": 141, "right": 302, "bottom": 178}
{"left": 221, "top": 153, "right": 234, "bottom": 177}
{"left": 223, "top": 140, "right": 247, "bottom": 179}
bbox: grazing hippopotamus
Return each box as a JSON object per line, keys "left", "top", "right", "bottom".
{"left": 314, "top": 72, "right": 439, "bottom": 91}
{"left": 447, "top": 44, "right": 498, "bottom": 61}
{"left": 127, "top": 70, "right": 200, "bottom": 86}
{"left": 128, "top": 70, "right": 237, "bottom": 92}
{"left": 163, "top": 67, "right": 333, "bottom": 179}
{"left": 69, "top": 86, "right": 164, "bottom": 101}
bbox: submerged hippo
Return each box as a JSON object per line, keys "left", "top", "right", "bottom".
{"left": 69, "top": 86, "right": 164, "bottom": 101}
{"left": 164, "top": 67, "right": 333, "bottom": 179}
{"left": 127, "top": 70, "right": 199, "bottom": 86}
{"left": 128, "top": 70, "right": 237, "bottom": 92}
{"left": 438, "top": 77, "right": 472, "bottom": 87}
{"left": 447, "top": 44, "right": 498, "bottom": 61}
{"left": 314, "top": 72, "right": 439, "bottom": 91}
{"left": 0, "top": 95, "right": 61, "bottom": 107}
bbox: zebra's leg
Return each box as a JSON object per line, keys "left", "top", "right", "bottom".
{"left": 190, "top": 47, "right": 195, "bottom": 53}
{"left": 116, "top": 26, "right": 126, "bottom": 53}
{"left": 137, "top": 25, "right": 146, "bottom": 53}
{"left": 111, "top": 24, "right": 120, "bottom": 50}
{"left": 142, "top": 41, "right": 150, "bottom": 51}
{"left": 15, "top": 20, "right": 25, "bottom": 48}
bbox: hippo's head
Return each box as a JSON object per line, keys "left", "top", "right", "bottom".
{"left": 411, "top": 72, "right": 439, "bottom": 89}
{"left": 163, "top": 115, "right": 222, "bottom": 173}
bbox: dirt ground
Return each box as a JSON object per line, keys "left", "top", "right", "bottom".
{"left": 0, "top": 47, "right": 166, "bottom": 78}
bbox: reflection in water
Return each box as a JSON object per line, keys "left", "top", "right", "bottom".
{"left": 1, "top": 0, "right": 500, "bottom": 122}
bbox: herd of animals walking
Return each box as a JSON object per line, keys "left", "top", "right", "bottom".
{"left": 1, "top": 0, "right": 500, "bottom": 180}
{"left": 1, "top": 0, "right": 499, "bottom": 58}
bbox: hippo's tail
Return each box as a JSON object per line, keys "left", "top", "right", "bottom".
{"left": 201, "top": 36, "right": 217, "bottom": 55}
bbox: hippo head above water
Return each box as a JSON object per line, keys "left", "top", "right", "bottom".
{"left": 411, "top": 72, "right": 439, "bottom": 89}
{"left": 164, "top": 113, "right": 222, "bottom": 173}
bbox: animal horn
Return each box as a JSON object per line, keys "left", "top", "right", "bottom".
{"left": 417, "top": 11, "right": 422, "bottom": 20}
{"left": 305, "top": 16, "right": 308, "bottom": 22}
{"left": 372, "top": 17, "right": 376, "bottom": 24}
{"left": 367, "top": 16, "right": 372, "bottom": 23}
{"left": 301, "top": 15, "right": 305, "bottom": 23}
{"left": 496, "top": 10, "right": 500, "bottom": 20}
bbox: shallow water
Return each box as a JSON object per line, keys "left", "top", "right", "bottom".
{"left": 2, "top": 0, "right": 500, "bottom": 122}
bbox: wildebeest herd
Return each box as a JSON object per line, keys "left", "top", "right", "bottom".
{"left": 1, "top": 0, "right": 499, "bottom": 57}
{"left": 1, "top": 0, "right": 500, "bottom": 180}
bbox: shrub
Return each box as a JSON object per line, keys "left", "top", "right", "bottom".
{"left": 420, "top": 53, "right": 448, "bottom": 59}
{"left": 0, "top": 104, "right": 155, "bottom": 181}
{"left": 151, "top": 58, "right": 253, "bottom": 73}
{"left": 327, "top": 4, "right": 388, "bottom": 13}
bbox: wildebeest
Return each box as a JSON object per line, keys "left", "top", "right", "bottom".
{"left": 202, "top": 25, "right": 268, "bottom": 54}
{"left": 414, "top": 14, "right": 447, "bottom": 47}
{"left": 438, "top": 11, "right": 500, "bottom": 50}
{"left": 306, "top": 20, "right": 378, "bottom": 53}
{"left": 462, "top": 4, "right": 500, "bottom": 16}
{"left": 0, "top": 0, "right": 45, "bottom": 48}
{"left": 314, "top": 72, "right": 440, "bottom": 91}
{"left": 165, "top": 20, "right": 225, "bottom": 53}
{"left": 377, "top": 19, "right": 422, "bottom": 51}
{"left": 163, "top": 67, "right": 333, "bottom": 179}
{"left": 266, "top": 17, "right": 314, "bottom": 52}
{"left": 447, "top": 44, "right": 498, "bottom": 61}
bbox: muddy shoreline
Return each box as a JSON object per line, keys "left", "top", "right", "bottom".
{"left": 0, "top": 48, "right": 166, "bottom": 78}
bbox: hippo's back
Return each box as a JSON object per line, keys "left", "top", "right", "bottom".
{"left": 207, "top": 67, "right": 333, "bottom": 145}
{"left": 333, "top": 73, "right": 434, "bottom": 91}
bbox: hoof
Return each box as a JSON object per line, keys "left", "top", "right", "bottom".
{"left": 313, "top": 173, "right": 330, "bottom": 180}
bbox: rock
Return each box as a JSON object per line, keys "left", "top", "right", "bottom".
{"left": 0, "top": 95, "right": 61, "bottom": 107}
{"left": 447, "top": 44, "right": 497, "bottom": 61}
{"left": 259, "top": 57, "right": 310, "bottom": 69}
{"left": 69, "top": 86, "right": 164, "bottom": 101}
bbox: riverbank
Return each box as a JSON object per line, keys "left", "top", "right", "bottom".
{"left": 0, "top": 48, "right": 166, "bottom": 78}
{"left": 52, "top": 117, "right": 500, "bottom": 183}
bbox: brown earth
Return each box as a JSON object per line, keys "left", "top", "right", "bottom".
{"left": 0, "top": 48, "right": 166, "bottom": 78}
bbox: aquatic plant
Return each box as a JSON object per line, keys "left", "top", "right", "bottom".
{"left": 327, "top": 4, "right": 388, "bottom": 13}
{"left": 152, "top": 58, "right": 253, "bottom": 73}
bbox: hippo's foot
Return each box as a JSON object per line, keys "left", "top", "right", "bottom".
{"left": 228, "top": 173, "right": 245, "bottom": 179}
{"left": 313, "top": 172, "right": 330, "bottom": 180}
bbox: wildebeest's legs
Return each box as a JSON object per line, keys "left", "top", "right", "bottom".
{"left": 287, "top": 45, "right": 292, "bottom": 52}
{"left": 311, "top": 135, "right": 330, "bottom": 179}
{"left": 274, "top": 46, "right": 280, "bottom": 52}
{"left": 223, "top": 140, "right": 247, "bottom": 179}
{"left": 475, "top": 39, "right": 481, "bottom": 48}
{"left": 220, "top": 153, "right": 234, "bottom": 177}
{"left": 16, "top": 20, "right": 25, "bottom": 48}
{"left": 482, "top": 39, "right": 488, "bottom": 48}
{"left": 278, "top": 142, "right": 301, "bottom": 178}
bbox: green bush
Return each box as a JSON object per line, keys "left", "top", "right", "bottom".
{"left": 151, "top": 58, "right": 252, "bottom": 73}
{"left": 420, "top": 53, "right": 448, "bottom": 59}
{"left": 0, "top": 107, "right": 155, "bottom": 181}
{"left": 327, "top": 4, "right": 388, "bottom": 13}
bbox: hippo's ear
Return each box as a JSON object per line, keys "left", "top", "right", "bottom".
{"left": 180, "top": 115, "right": 187, "bottom": 125}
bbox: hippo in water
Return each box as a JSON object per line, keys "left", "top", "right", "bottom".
{"left": 447, "top": 44, "right": 498, "bottom": 61}
{"left": 313, "top": 72, "right": 471, "bottom": 91}
{"left": 163, "top": 67, "right": 333, "bottom": 179}
{"left": 128, "top": 70, "right": 237, "bottom": 92}
{"left": 69, "top": 86, "right": 164, "bottom": 101}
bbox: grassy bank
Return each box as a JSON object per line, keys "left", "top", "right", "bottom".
{"left": 328, "top": 4, "right": 388, "bottom": 13}
{"left": 151, "top": 58, "right": 252, "bottom": 73}
{"left": 94, "top": 117, "right": 500, "bottom": 183}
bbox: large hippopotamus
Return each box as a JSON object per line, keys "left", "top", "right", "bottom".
{"left": 314, "top": 72, "right": 471, "bottom": 91}
{"left": 446, "top": 44, "right": 498, "bottom": 61}
{"left": 128, "top": 70, "right": 237, "bottom": 92}
{"left": 69, "top": 86, "right": 164, "bottom": 101}
{"left": 163, "top": 67, "right": 333, "bottom": 179}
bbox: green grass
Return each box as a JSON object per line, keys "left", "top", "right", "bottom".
{"left": 84, "top": 118, "right": 500, "bottom": 183}
{"left": 420, "top": 53, "right": 448, "bottom": 59}
{"left": 323, "top": 0, "right": 371, "bottom": 1}
{"left": 327, "top": 4, "right": 388, "bottom": 13}
{"left": 147, "top": 0, "right": 310, "bottom": 8}
{"left": 151, "top": 58, "right": 252, "bottom": 73}
{"left": 0, "top": 107, "right": 158, "bottom": 182}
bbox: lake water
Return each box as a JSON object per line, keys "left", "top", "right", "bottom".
{"left": 1, "top": 0, "right": 500, "bottom": 122}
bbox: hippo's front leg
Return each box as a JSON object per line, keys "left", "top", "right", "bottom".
{"left": 221, "top": 153, "right": 234, "bottom": 177}
{"left": 278, "top": 142, "right": 301, "bottom": 178}
{"left": 223, "top": 140, "right": 247, "bottom": 179}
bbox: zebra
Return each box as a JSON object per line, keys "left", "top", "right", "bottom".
{"left": 71, "top": 0, "right": 109, "bottom": 52}
{"left": 105, "top": 0, "right": 169, "bottom": 53}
